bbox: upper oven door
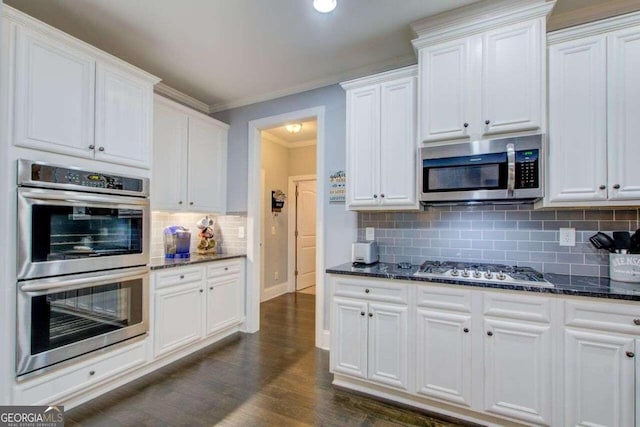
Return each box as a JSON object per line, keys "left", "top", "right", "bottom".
{"left": 18, "top": 188, "right": 150, "bottom": 280}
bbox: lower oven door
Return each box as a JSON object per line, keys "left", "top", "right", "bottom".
{"left": 16, "top": 266, "right": 149, "bottom": 376}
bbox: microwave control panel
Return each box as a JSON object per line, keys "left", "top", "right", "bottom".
{"left": 515, "top": 149, "right": 539, "bottom": 189}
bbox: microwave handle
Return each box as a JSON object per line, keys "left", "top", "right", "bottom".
{"left": 506, "top": 143, "right": 516, "bottom": 198}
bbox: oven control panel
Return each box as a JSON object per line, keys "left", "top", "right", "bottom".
{"left": 515, "top": 149, "right": 539, "bottom": 189}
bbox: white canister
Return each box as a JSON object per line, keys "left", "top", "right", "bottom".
{"left": 609, "top": 254, "right": 640, "bottom": 283}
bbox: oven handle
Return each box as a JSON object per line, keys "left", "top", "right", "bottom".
{"left": 506, "top": 143, "right": 516, "bottom": 198}
{"left": 19, "top": 266, "right": 149, "bottom": 293}
{"left": 18, "top": 188, "right": 149, "bottom": 207}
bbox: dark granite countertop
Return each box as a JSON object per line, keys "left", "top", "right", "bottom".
{"left": 150, "top": 253, "right": 246, "bottom": 270}
{"left": 326, "top": 262, "right": 640, "bottom": 301}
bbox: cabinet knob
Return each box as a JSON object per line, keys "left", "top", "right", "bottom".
{"left": 463, "top": 123, "right": 469, "bottom": 128}
{"left": 178, "top": 201, "right": 183, "bottom": 205}
{"left": 88, "top": 145, "right": 95, "bottom": 150}
{"left": 190, "top": 202, "right": 194, "bottom": 205}
{"left": 209, "top": 286, "right": 213, "bottom": 290}
{"left": 98, "top": 146, "right": 105, "bottom": 152}
{"left": 487, "top": 331, "right": 493, "bottom": 337}
{"left": 180, "top": 275, "right": 184, "bottom": 279}
{"left": 224, "top": 267, "right": 229, "bottom": 271}
{"left": 463, "top": 328, "right": 469, "bottom": 333}
{"left": 89, "top": 370, "right": 95, "bottom": 376}
{"left": 626, "top": 351, "right": 635, "bottom": 358}
{"left": 368, "top": 313, "right": 373, "bottom": 318}
{"left": 199, "top": 289, "right": 204, "bottom": 293}
{"left": 360, "top": 312, "right": 365, "bottom": 316}
{"left": 613, "top": 184, "right": 621, "bottom": 190}
{"left": 633, "top": 319, "right": 640, "bottom": 326}
{"left": 365, "top": 289, "right": 370, "bottom": 293}
{"left": 373, "top": 194, "right": 378, "bottom": 199}
{"left": 599, "top": 185, "right": 606, "bottom": 190}
{"left": 485, "top": 120, "right": 491, "bottom": 125}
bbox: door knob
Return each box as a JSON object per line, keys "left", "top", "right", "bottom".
{"left": 626, "top": 351, "right": 635, "bottom": 358}
{"left": 613, "top": 184, "right": 621, "bottom": 190}
{"left": 599, "top": 185, "right": 606, "bottom": 190}
{"left": 487, "top": 331, "right": 493, "bottom": 336}
{"left": 485, "top": 120, "right": 491, "bottom": 125}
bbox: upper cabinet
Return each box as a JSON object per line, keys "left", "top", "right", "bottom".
{"left": 342, "top": 66, "right": 418, "bottom": 211}
{"left": 543, "top": 13, "right": 640, "bottom": 207}
{"left": 152, "top": 95, "right": 228, "bottom": 214}
{"left": 413, "top": 0, "right": 554, "bottom": 144}
{"left": 5, "top": 6, "right": 159, "bottom": 169}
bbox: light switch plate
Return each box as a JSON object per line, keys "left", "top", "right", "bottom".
{"left": 271, "top": 225, "right": 276, "bottom": 235}
{"left": 559, "top": 227, "right": 576, "bottom": 247}
{"left": 365, "top": 227, "right": 375, "bottom": 241}
{"left": 238, "top": 226, "right": 245, "bottom": 239}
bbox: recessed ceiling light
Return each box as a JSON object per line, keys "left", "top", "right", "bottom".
{"left": 313, "top": 0, "right": 337, "bottom": 13}
{"left": 285, "top": 123, "right": 303, "bottom": 133}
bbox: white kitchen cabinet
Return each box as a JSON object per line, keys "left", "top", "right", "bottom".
{"left": 543, "top": 15, "right": 640, "bottom": 207}
{"left": 205, "top": 273, "right": 243, "bottom": 336}
{"left": 152, "top": 95, "right": 228, "bottom": 213}
{"left": 7, "top": 8, "right": 159, "bottom": 168}
{"left": 483, "top": 318, "right": 552, "bottom": 425}
{"left": 564, "top": 329, "right": 636, "bottom": 427}
{"left": 368, "top": 303, "right": 408, "bottom": 389}
{"left": 481, "top": 20, "right": 542, "bottom": 136}
{"left": 607, "top": 25, "right": 640, "bottom": 201}
{"left": 415, "top": 17, "right": 546, "bottom": 143}
{"left": 13, "top": 25, "right": 96, "bottom": 158}
{"left": 419, "top": 39, "right": 471, "bottom": 142}
{"left": 342, "top": 66, "right": 417, "bottom": 211}
{"left": 94, "top": 63, "right": 153, "bottom": 168}
{"left": 332, "top": 297, "right": 368, "bottom": 379}
{"left": 154, "top": 282, "right": 203, "bottom": 358}
{"left": 415, "top": 309, "right": 472, "bottom": 407}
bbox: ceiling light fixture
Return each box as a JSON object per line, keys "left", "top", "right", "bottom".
{"left": 285, "top": 123, "right": 303, "bottom": 133}
{"left": 313, "top": 0, "right": 337, "bottom": 13}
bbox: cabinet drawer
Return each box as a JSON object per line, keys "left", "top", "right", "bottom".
{"left": 207, "top": 260, "right": 242, "bottom": 278}
{"left": 13, "top": 340, "right": 147, "bottom": 405}
{"left": 483, "top": 292, "right": 550, "bottom": 323}
{"left": 565, "top": 301, "right": 640, "bottom": 335}
{"left": 416, "top": 285, "right": 471, "bottom": 312}
{"left": 333, "top": 277, "right": 408, "bottom": 304}
{"left": 155, "top": 266, "right": 203, "bottom": 289}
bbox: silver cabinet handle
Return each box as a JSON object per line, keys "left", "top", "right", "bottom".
{"left": 506, "top": 143, "right": 515, "bottom": 198}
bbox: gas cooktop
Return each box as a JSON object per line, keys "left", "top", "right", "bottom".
{"left": 414, "top": 260, "right": 553, "bottom": 287}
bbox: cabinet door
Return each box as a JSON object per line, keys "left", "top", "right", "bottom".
{"left": 564, "top": 329, "right": 635, "bottom": 427}
{"left": 205, "top": 274, "right": 243, "bottom": 335}
{"left": 152, "top": 98, "right": 188, "bottom": 211}
{"left": 346, "top": 85, "right": 380, "bottom": 208}
{"left": 379, "top": 77, "right": 417, "bottom": 209}
{"left": 419, "top": 38, "right": 472, "bottom": 142}
{"left": 13, "top": 26, "right": 95, "bottom": 158}
{"left": 481, "top": 19, "right": 542, "bottom": 136}
{"left": 548, "top": 36, "right": 607, "bottom": 202}
{"left": 154, "top": 283, "right": 203, "bottom": 358}
{"left": 608, "top": 26, "right": 640, "bottom": 200}
{"left": 95, "top": 63, "right": 152, "bottom": 169}
{"left": 187, "top": 115, "right": 227, "bottom": 213}
{"left": 484, "top": 319, "right": 552, "bottom": 425}
{"left": 416, "top": 309, "right": 472, "bottom": 407}
{"left": 368, "top": 303, "right": 408, "bottom": 390}
{"left": 331, "top": 298, "right": 368, "bottom": 379}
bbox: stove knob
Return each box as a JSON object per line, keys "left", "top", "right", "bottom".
{"left": 484, "top": 270, "right": 493, "bottom": 279}
{"left": 451, "top": 268, "right": 459, "bottom": 277}
{"left": 473, "top": 270, "right": 482, "bottom": 278}
{"left": 496, "top": 271, "right": 506, "bottom": 280}
{"left": 461, "top": 268, "right": 470, "bottom": 278}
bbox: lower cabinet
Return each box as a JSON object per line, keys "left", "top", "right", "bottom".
{"left": 332, "top": 295, "right": 408, "bottom": 390}
{"left": 154, "top": 282, "right": 203, "bottom": 358}
{"left": 205, "top": 273, "right": 244, "bottom": 336}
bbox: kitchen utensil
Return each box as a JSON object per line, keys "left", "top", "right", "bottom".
{"left": 613, "top": 231, "right": 632, "bottom": 253}
{"left": 630, "top": 229, "right": 640, "bottom": 254}
{"left": 589, "top": 232, "right": 616, "bottom": 253}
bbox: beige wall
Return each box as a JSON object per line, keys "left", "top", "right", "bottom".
{"left": 289, "top": 145, "right": 316, "bottom": 176}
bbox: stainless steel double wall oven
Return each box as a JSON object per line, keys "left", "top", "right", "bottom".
{"left": 16, "top": 160, "right": 150, "bottom": 376}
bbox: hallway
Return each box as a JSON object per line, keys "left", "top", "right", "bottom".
{"left": 67, "top": 293, "right": 475, "bottom": 426}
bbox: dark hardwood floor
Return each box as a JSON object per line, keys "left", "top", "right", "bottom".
{"left": 67, "top": 293, "right": 478, "bottom": 426}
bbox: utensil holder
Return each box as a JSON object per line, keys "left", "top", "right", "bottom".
{"left": 609, "top": 254, "right": 640, "bottom": 283}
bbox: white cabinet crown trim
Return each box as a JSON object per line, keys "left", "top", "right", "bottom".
{"left": 154, "top": 94, "right": 229, "bottom": 129}
{"left": 411, "top": 0, "right": 556, "bottom": 48}
{"left": 340, "top": 65, "right": 417, "bottom": 90}
{"left": 548, "top": 10, "right": 640, "bottom": 44}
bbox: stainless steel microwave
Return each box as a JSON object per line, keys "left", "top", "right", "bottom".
{"left": 420, "top": 135, "right": 543, "bottom": 204}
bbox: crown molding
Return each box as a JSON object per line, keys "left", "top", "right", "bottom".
{"left": 261, "top": 131, "right": 316, "bottom": 149}
{"left": 340, "top": 65, "right": 417, "bottom": 90}
{"left": 208, "top": 53, "right": 417, "bottom": 113}
{"left": 411, "top": 0, "right": 556, "bottom": 49}
{"left": 547, "top": 0, "right": 640, "bottom": 32}
{"left": 548, "top": 10, "right": 640, "bottom": 43}
{"left": 154, "top": 83, "right": 211, "bottom": 114}
{"left": 154, "top": 93, "right": 229, "bottom": 128}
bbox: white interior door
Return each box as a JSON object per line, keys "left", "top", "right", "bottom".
{"left": 295, "top": 179, "right": 316, "bottom": 291}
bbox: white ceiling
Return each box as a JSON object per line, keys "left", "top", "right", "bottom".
{"left": 4, "top": 0, "right": 626, "bottom": 112}
{"left": 263, "top": 119, "right": 317, "bottom": 144}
